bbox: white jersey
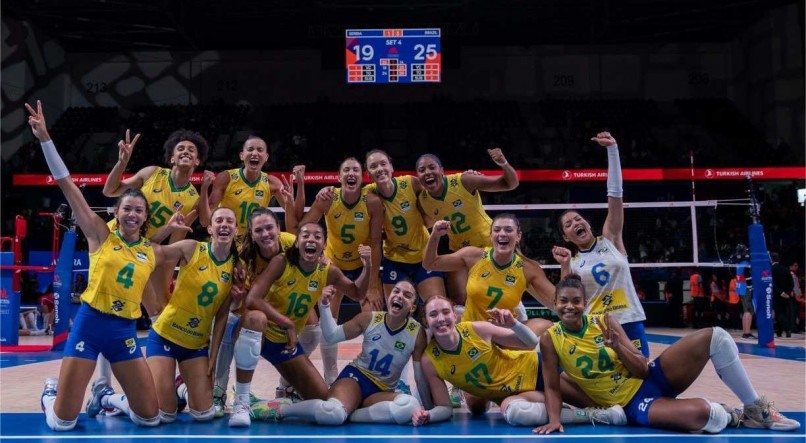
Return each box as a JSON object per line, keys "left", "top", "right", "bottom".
{"left": 351, "top": 312, "right": 421, "bottom": 390}
{"left": 570, "top": 236, "right": 646, "bottom": 324}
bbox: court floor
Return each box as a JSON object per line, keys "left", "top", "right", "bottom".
{"left": 1, "top": 328, "right": 804, "bottom": 442}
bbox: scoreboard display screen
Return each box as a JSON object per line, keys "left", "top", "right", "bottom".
{"left": 345, "top": 28, "right": 441, "bottom": 84}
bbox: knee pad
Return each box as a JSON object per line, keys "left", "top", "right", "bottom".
{"left": 190, "top": 405, "right": 216, "bottom": 422}
{"left": 158, "top": 409, "right": 177, "bottom": 424}
{"left": 130, "top": 411, "right": 160, "bottom": 427}
{"left": 45, "top": 408, "right": 77, "bottom": 432}
{"left": 709, "top": 327, "right": 739, "bottom": 370}
{"left": 389, "top": 394, "right": 420, "bottom": 425}
{"left": 234, "top": 328, "right": 263, "bottom": 371}
{"left": 299, "top": 324, "right": 322, "bottom": 357}
{"left": 504, "top": 399, "right": 547, "bottom": 426}
{"left": 701, "top": 401, "right": 729, "bottom": 433}
{"left": 315, "top": 398, "right": 348, "bottom": 426}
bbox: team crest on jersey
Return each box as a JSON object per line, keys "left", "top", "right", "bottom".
{"left": 220, "top": 272, "right": 231, "bottom": 283}
{"left": 261, "top": 176, "right": 269, "bottom": 183}
{"left": 407, "top": 322, "right": 417, "bottom": 331}
{"left": 200, "top": 244, "right": 207, "bottom": 252}
{"left": 554, "top": 327, "right": 562, "bottom": 336}
{"left": 399, "top": 180, "right": 407, "bottom": 189}
{"left": 111, "top": 300, "right": 125, "bottom": 312}
{"left": 160, "top": 169, "right": 169, "bottom": 176}
{"left": 234, "top": 189, "right": 244, "bottom": 196}
{"left": 374, "top": 313, "right": 384, "bottom": 323}
{"left": 602, "top": 294, "right": 613, "bottom": 307}
{"left": 452, "top": 199, "right": 463, "bottom": 209}
{"left": 569, "top": 344, "right": 576, "bottom": 355}
{"left": 307, "top": 280, "right": 319, "bottom": 292}
{"left": 287, "top": 278, "right": 296, "bottom": 286}
{"left": 481, "top": 250, "right": 489, "bottom": 259}
{"left": 256, "top": 190, "right": 265, "bottom": 198}
{"left": 173, "top": 201, "right": 182, "bottom": 210}
{"left": 450, "top": 178, "right": 458, "bottom": 187}
{"left": 187, "top": 317, "right": 200, "bottom": 328}
{"left": 481, "top": 271, "right": 491, "bottom": 279}
{"left": 113, "top": 246, "right": 123, "bottom": 251}
{"left": 394, "top": 341, "right": 406, "bottom": 351}
{"left": 597, "top": 246, "right": 609, "bottom": 255}
{"left": 231, "top": 172, "right": 239, "bottom": 180}
{"left": 354, "top": 212, "right": 364, "bottom": 222}
{"left": 431, "top": 347, "right": 441, "bottom": 357}
{"left": 467, "top": 346, "right": 481, "bottom": 361}
{"left": 400, "top": 201, "right": 411, "bottom": 211}
{"left": 136, "top": 252, "right": 148, "bottom": 262}
{"left": 594, "top": 335, "right": 605, "bottom": 348}
{"left": 461, "top": 327, "right": 471, "bottom": 339}
{"left": 361, "top": 195, "right": 368, "bottom": 202}
{"left": 199, "top": 265, "right": 209, "bottom": 271}
{"left": 515, "top": 261, "right": 524, "bottom": 269}
{"left": 504, "top": 275, "right": 516, "bottom": 286}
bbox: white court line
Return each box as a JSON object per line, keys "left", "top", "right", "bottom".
{"left": 3, "top": 435, "right": 804, "bottom": 440}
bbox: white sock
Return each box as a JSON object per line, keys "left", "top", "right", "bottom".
{"left": 279, "top": 399, "right": 324, "bottom": 422}
{"left": 102, "top": 393, "right": 131, "bottom": 414}
{"left": 710, "top": 327, "right": 759, "bottom": 405}
{"left": 235, "top": 382, "right": 251, "bottom": 404}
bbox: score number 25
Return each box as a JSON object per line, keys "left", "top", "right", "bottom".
{"left": 353, "top": 44, "right": 438, "bottom": 62}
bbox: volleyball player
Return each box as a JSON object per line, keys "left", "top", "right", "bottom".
{"left": 250, "top": 280, "right": 425, "bottom": 425}
{"left": 552, "top": 132, "right": 650, "bottom": 356}
{"left": 28, "top": 100, "right": 161, "bottom": 431}
{"left": 228, "top": 222, "right": 372, "bottom": 428}
{"left": 412, "top": 295, "right": 625, "bottom": 427}
{"left": 534, "top": 274, "right": 800, "bottom": 434}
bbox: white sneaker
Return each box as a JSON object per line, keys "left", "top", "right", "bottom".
{"left": 448, "top": 385, "right": 464, "bottom": 408}
{"left": 742, "top": 396, "right": 800, "bottom": 431}
{"left": 40, "top": 378, "right": 58, "bottom": 412}
{"left": 213, "top": 386, "right": 226, "bottom": 418}
{"left": 229, "top": 401, "right": 251, "bottom": 427}
{"left": 586, "top": 404, "right": 627, "bottom": 426}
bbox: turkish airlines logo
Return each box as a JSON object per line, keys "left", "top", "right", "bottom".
{"left": 46, "top": 175, "right": 54, "bottom": 184}
{"left": 561, "top": 170, "right": 571, "bottom": 180}
{"left": 704, "top": 169, "right": 714, "bottom": 179}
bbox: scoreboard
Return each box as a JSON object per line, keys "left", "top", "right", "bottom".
{"left": 345, "top": 28, "right": 441, "bottom": 84}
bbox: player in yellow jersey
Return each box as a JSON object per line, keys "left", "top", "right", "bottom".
{"left": 102, "top": 128, "right": 210, "bottom": 318}
{"left": 27, "top": 101, "right": 169, "bottom": 430}
{"left": 412, "top": 295, "right": 623, "bottom": 427}
{"left": 535, "top": 274, "right": 799, "bottom": 434}
{"left": 415, "top": 148, "right": 518, "bottom": 311}
{"left": 364, "top": 149, "right": 446, "bottom": 302}
{"left": 229, "top": 221, "right": 373, "bottom": 428}
{"left": 291, "top": 157, "right": 384, "bottom": 385}
{"left": 199, "top": 135, "right": 306, "bottom": 233}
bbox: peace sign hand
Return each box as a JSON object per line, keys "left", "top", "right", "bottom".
{"left": 117, "top": 129, "right": 141, "bottom": 165}
{"left": 600, "top": 314, "right": 620, "bottom": 351}
{"left": 24, "top": 100, "right": 51, "bottom": 142}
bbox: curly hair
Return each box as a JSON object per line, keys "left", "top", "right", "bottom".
{"left": 163, "top": 129, "right": 209, "bottom": 164}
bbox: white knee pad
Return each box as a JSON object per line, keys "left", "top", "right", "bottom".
{"left": 389, "top": 394, "right": 420, "bottom": 425}
{"left": 709, "top": 327, "right": 739, "bottom": 370}
{"left": 504, "top": 399, "right": 547, "bottom": 426}
{"left": 158, "top": 409, "right": 177, "bottom": 424}
{"left": 299, "top": 324, "right": 322, "bottom": 357}
{"left": 45, "top": 408, "right": 77, "bottom": 431}
{"left": 190, "top": 405, "right": 216, "bottom": 422}
{"left": 701, "top": 401, "right": 729, "bottom": 433}
{"left": 234, "top": 328, "right": 263, "bottom": 371}
{"left": 315, "top": 398, "right": 348, "bottom": 426}
{"left": 129, "top": 410, "right": 160, "bottom": 427}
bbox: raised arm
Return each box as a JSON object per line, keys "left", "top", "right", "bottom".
{"left": 287, "top": 194, "right": 329, "bottom": 233}
{"left": 551, "top": 246, "right": 572, "bottom": 279}
{"left": 102, "top": 130, "right": 157, "bottom": 197}
{"left": 291, "top": 165, "right": 307, "bottom": 221}
{"left": 422, "top": 220, "right": 480, "bottom": 272}
{"left": 318, "top": 285, "right": 371, "bottom": 345}
{"left": 460, "top": 148, "right": 519, "bottom": 193}
{"left": 592, "top": 132, "right": 625, "bottom": 254}
{"left": 524, "top": 259, "right": 556, "bottom": 310}
{"left": 200, "top": 171, "right": 229, "bottom": 227}
{"left": 25, "top": 101, "right": 109, "bottom": 250}
{"left": 533, "top": 333, "right": 564, "bottom": 435}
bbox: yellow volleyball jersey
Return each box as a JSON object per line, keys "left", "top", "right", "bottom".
{"left": 417, "top": 173, "right": 492, "bottom": 251}
{"left": 324, "top": 187, "right": 372, "bottom": 271}
{"left": 424, "top": 321, "right": 538, "bottom": 403}
{"left": 263, "top": 259, "right": 331, "bottom": 343}
{"left": 140, "top": 167, "right": 199, "bottom": 239}
{"left": 464, "top": 249, "right": 527, "bottom": 322}
{"left": 153, "top": 242, "right": 234, "bottom": 349}
{"left": 548, "top": 314, "right": 642, "bottom": 407}
{"left": 366, "top": 176, "right": 429, "bottom": 264}
{"left": 218, "top": 168, "right": 272, "bottom": 233}
{"left": 244, "top": 232, "right": 297, "bottom": 290}
{"left": 81, "top": 231, "right": 156, "bottom": 319}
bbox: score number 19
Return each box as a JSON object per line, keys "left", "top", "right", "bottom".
{"left": 352, "top": 44, "right": 438, "bottom": 62}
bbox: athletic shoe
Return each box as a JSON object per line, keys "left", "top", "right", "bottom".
{"left": 741, "top": 333, "right": 757, "bottom": 339}
{"left": 742, "top": 396, "right": 801, "bottom": 431}
{"left": 585, "top": 405, "right": 627, "bottom": 426}
{"left": 275, "top": 386, "right": 303, "bottom": 403}
{"left": 249, "top": 391, "right": 265, "bottom": 405}
{"left": 213, "top": 385, "right": 227, "bottom": 418}
{"left": 720, "top": 404, "right": 741, "bottom": 428}
{"left": 395, "top": 379, "right": 412, "bottom": 395}
{"left": 41, "top": 378, "right": 58, "bottom": 412}
{"left": 86, "top": 380, "right": 115, "bottom": 418}
{"left": 175, "top": 375, "right": 187, "bottom": 412}
{"left": 229, "top": 400, "right": 251, "bottom": 427}
{"left": 448, "top": 385, "right": 464, "bottom": 408}
{"left": 250, "top": 398, "right": 291, "bottom": 421}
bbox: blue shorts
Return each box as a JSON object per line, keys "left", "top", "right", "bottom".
{"left": 145, "top": 329, "right": 208, "bottom": 362}
{"left": 623, "top": 359, "right": 679, "bottom": 426}
{"left": 381, "top": 257, "right": 444, "bottom": 285}
{"left": 336, "top": 365, "right": 384, "bottom": 400}
{"left": 260, "top": 339, "right": 305, "bottom": 366}
{"left": 63, "top": 303, "right": 142, "bottom": 363}
{"left": 341, "top": 267, "right": 363, "bottom": 281}
{"left": 622, "top": 321, "right": 650, "bottom": 358}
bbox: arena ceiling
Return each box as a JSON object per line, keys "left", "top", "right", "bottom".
{"left": 3, "top": 0, "right": 800, "bottom": 52}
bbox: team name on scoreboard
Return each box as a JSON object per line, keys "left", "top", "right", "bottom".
{"left": 345, "top": 28, "right": 441, "bottom": 84}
